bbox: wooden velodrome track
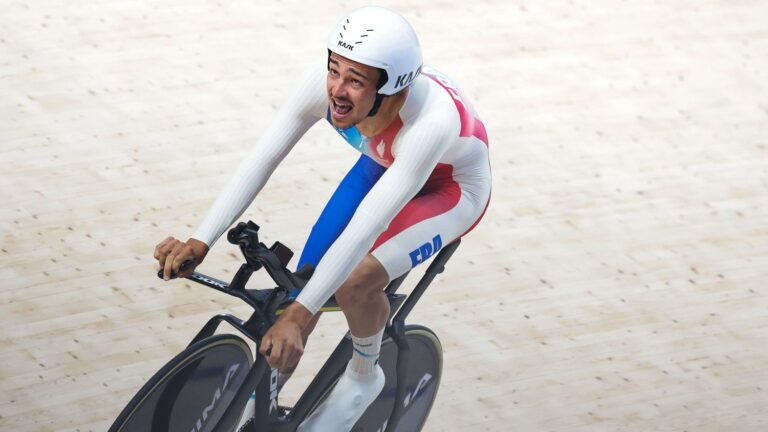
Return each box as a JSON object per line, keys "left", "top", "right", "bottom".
{"left": 2, "top": 1, "right": 767, "bottom": 431}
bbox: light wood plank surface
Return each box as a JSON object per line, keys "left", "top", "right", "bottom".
{"left": 1, "top": 1, "right": 767, "bottom": 431}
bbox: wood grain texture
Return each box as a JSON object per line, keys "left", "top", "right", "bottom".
{"left": 1, "top": 1, "right": 766, "bottom": 431}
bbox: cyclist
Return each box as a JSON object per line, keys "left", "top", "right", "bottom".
{"left": 154, "top": 6, "right": 490, "bottom": 431}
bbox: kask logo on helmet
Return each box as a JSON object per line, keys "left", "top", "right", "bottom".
{"left": 394, "top": 66, "right": 422, "bottom": 89}
{"left": 337, "top": 40, "right": 355, "bottom": 51}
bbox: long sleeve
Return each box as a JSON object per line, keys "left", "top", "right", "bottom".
{"left": 295, "top": 106, "right": 460, "bottom": 314}
{"left": 191, "top": 60, "right": 327, "bottom": 247}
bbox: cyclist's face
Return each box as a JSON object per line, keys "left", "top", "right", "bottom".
{"left": 327, "top": 53, "right": 380, "bottom": 129}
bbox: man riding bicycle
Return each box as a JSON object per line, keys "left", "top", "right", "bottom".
{"left": 154, "top": 6, "right": 490, "bottom": 431}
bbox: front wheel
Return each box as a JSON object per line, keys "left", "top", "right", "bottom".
{"left": 109, "top": 334, "right": 253, "bottom": 432}
{"left": 354, "top": 325, "right": 443, "bottom": 432}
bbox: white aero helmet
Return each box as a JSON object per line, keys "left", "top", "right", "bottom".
{"left": 327, "top": 6, "right": 422, "bottom": 96}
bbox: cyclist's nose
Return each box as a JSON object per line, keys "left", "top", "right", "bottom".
{"left": 330, "top": 79, "right": 349, "bottom": 99}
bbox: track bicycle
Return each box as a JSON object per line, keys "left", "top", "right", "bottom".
{"left": 109, "top": 220, "right": 461, "bottom": 432}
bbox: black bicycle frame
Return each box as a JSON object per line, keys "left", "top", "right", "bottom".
{"left": 165, "top": 221, "right": 460, "bottom": 432}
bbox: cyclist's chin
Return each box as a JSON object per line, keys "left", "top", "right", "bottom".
{"left": 329, "top": 111, "right": 359, "bottom": 129}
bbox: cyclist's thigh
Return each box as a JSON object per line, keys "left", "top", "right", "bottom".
{"left": 370, "top": 165, "right": 490, "bottom": 280}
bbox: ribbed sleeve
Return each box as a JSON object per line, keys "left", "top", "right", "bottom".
{"left": 191, "top": 61, "right": 327, "bottom": 247}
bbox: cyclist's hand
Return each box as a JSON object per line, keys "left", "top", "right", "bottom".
{"left": 154, "top": 237, "right": 209, "bottom": 280}
{"left": 260, "top": 305, "right": 313, "bottom": 372}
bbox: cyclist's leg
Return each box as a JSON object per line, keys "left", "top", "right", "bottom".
{"left": 299, "top": 166, "right": 490, "bottom": 431}
{"left": 334, "top": 255, "right": 390, "bottom": 337}
{"left": 335, "top": 166, "right": 490, "bottom": 377}
{"left": 334, "top": 163, "right": 490, "bottom": 337}
{"left": 325, "top": 164, "right": 492, "bottom": 342}
{"left": 368, "top": 164, "right": 490, "bottom": 281}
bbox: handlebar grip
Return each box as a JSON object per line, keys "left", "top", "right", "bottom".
{"left": 157, "top": 259, "right": 195, "bottom": 280}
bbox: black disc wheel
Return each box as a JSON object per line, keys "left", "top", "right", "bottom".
{"left": 357, "top": 325, "right": 443, "bottom": 431}
{"left": 109, "top": 334, "right": 253, "bottom": 432}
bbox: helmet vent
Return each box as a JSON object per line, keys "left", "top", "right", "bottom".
{"left": 356, "top": 29, "right": 373, "bottom": 44}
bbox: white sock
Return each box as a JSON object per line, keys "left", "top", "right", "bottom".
{"left": 349, "top": 328, "right": 384, "bottom": 376}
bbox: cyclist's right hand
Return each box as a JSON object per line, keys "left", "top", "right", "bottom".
{"left": 154, "top": 237, "right": 209, "bottom": 280}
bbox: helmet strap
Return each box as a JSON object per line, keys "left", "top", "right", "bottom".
{"left": 368, "top": 94, "right": 386, "bottom": 117}
{"left": 368, "top": 68, "right": 389, "bottom": 117}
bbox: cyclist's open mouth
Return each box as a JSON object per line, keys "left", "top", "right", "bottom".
{"left": 331, "top": 98, "right": 353, "bottom": 119}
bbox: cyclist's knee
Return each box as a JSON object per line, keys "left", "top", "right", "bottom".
{"left": 335, "top": 285, "right": 363, "bottom": 310}
{"left": 335, "top": 256, "right": 388, "bottom": 309}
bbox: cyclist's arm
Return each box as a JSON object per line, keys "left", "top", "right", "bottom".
{"left": 191, "top": 60, "right": 327, "bottom": 247}
{"left": 295, "top": 109, "right": 460, "bottom": 314}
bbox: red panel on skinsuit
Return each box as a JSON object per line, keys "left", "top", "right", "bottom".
{"left": 422, "top": 70, "right": 489, "bottom": 146}
{"left": 370, "top": 164, "right": 461, "bottom": 251}
{"left": 367, "top": 115, "right": 403, "bottom": 166}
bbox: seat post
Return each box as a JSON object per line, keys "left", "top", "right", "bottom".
{"left": 383, "top": 239, "right": 461, "bottom": 432}
{"left": 391, "top": 239, "right": 461, "bottom": 323}
{"left": 384, "top": 271, "right": 410, "bottom": 295}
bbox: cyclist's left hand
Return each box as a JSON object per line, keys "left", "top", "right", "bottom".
{"left": 154, "top": 236, "right": 208, "bottom": 280}
{"left": 260, "top": 305, "right": 313, "bottom": 371}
